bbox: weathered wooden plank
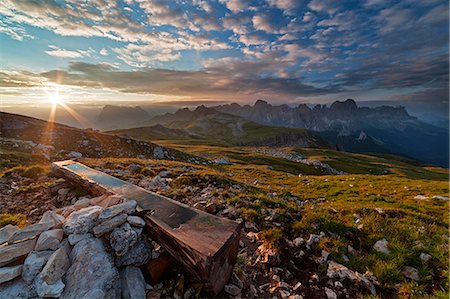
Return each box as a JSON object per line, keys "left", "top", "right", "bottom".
{"left": 52, "top": 160, "right": 242, "bottom": 295}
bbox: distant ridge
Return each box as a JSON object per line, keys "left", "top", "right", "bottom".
{"left": 96, "top": 105, "right": 150, "bottom": 130}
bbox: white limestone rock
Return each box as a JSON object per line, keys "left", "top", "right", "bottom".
{"left": 373, "top": 238, "right": 390, "bottom": 255}
{"left": 35, "top": 229, "right": 63, "bottom": 251}
{"left": 40, "top": 211, "right": 65, "bottom": 229}
{"left": 115, "top": 237, "right": 152, "bottom": 267}
{"left": 22, "top": 250, "right": 53, "bottom": 283}
{"left": 0, "top": 238, "right": 37, "bottom": 267}
{"left": 7, "top": 222, "right": 53, "bottom": 243}
{"left": 63, "top": 206, "right": 102, "bottom": 235}
{"left": 68, "top": 233, "right": 92, "bottom": 246}
{"left": 34, "top": 275, "right": 65, "bottom": 298}
{"left": 40, "top": 247, "right": 70, "bottom": 284}
{"left": 127, "top": 216, "right": 145, "bottom": 228}
{"left": 120, "top": 266, "right": 146, "bottom": 299}
{"left": 0, "top": 224, "right": 19, "bottom": 245}
{"left": 0, "top": 265, "right": 22, "bottom": 285}
{"left": 97, "top": 200, "right": 137, "bottom": 222}
{"left": 61, "top": 237, "right": 120, "bottom": 299}
{"left": 93, "top": 213, "right": 128, "bottom": 237}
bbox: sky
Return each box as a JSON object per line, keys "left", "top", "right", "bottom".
{"left": 0, "top": 0, "right": 449, "bottom": 120}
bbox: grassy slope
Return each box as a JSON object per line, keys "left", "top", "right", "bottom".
{"left": 1, "top": 132, "right": 448, "bottom": 297}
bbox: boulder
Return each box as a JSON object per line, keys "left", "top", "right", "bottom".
{"left": 373, "top": 238, "right": 390, "bottom": 255}
{"left": 73, "top": 197, "right": 91, "bottom": 210}
{"left": 61, "top": 237, "right": 120, "bottom": 299}
{"left": 110, "top": 223, "right": 138, "bottom": 256}
{"left": 0, "top": 265, "right": 22, "bottom": 284}
{"left": 63, "top": 206, "right": 102, "bottom": 235}
{"left": 40, "top": 211, "right": 65, "bottom": 229}
{"left": 115, "top": 237, "right": 152, "bottom": 267}
{"left": 0, "top": 238, "right": 37, "bottom": 267}
{"left": 0, "top": 277, "right": 34, "bottom": 298}
{"left": 97, "top": 200, "right": 137, "bottom": 222}
{"left": 68, "top": 233, "right": 92, "bottom": 246}
{"left": 7, "top": 222, "right": 53, "bottom": 243}
{"left": 90, "top": 194, "right": 124, "bottom": 208}
{"left": 41, "top": 247, "right": 70, "bottom": 284}
{"left": 120, "top": 266, "right": 146, "bottom": 299}
{"left": 127, "top": 216, "right": 145, "bottom": 228}
{"left": 93, "top": 213, "right": 128, "bottom": 237}
{"left": 35, "top": 229, "right": 63, "bottom": 251}
{"left": 22, "top": 250, "right": 53, "bottom": 283}
{"left": 0, "top": 225, "right": 19, "bottom": 245}
{"left": 34, "top": 275, "right": 65, "bottom": 298}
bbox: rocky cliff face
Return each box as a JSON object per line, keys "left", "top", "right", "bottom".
{"left": 214, "top": 100, "right": 449, "bottom": 167}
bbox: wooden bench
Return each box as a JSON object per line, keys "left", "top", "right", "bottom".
{"left": 52, "top": 160, "right": 242, "bottom": 295}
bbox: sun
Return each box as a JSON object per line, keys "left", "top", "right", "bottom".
{"left": 49, "top": 91, "right": 64, "bottom": 105}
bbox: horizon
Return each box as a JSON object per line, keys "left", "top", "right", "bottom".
{"left": 1, "top": 0, "right": 448, "bottom": 121}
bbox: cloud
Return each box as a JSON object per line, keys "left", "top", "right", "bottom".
{"left": 99, "top": 48, "right": 109, "bottom": 56}
{"left": 252, "top": 14, "right": 280, "bottom": 33}
{"left": 220, "top": 0, "right": 248, "bottom": 13}
{"left": 308, "top": 0, "right": 340, "bottom": 14}
{"left": 266, "top": 0, "right": 299, "bottom": 15}
{"left": 45, "top": 45, "right": 93, "bottom": 59}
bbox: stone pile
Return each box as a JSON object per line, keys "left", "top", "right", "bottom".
{"left": 0, "top": 195, "right": 153, "bottom": 299}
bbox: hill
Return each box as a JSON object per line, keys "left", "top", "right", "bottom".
{"left": 112, "top": 106, "right": 329, "bottom": 148}
{"left": 0, "top": 111, "right": 193, "bottom": 163}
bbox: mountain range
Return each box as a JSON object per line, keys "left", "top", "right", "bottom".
{"left": 97, "top": 99, "right": 448, "bottom": 167}
{"left": 213, "top": 99, "right": 449, "bottom": 167}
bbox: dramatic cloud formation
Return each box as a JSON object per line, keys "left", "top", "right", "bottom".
{"left": 0, "top": 0, "right": 448, "bottom": 112}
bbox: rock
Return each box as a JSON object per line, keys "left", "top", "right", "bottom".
{"left": 306, "top": 233, "right": 323, "bottom": 250}
{"left": 153, "top": 147, "right": 165, "bottom": 159}
{"left": 115, "top": 237, "right": 152, "bottom": 267}
{"left": 402, "top": 266, "right": 419, "bottom": 281}
{"left": 97, "top": 200, "right": 137, "bottom": 222}
{"left": 120, "top": 266, "right": 146, "bottom": 299}
{"left": 420, "top": 253, "right": 432, "bottom": 263}
{"left": 414, "top": 195, "right": 428, "bottom": 200}
{"left": 347, "top": 245, "right": 357, "bottom": 256}
{"left": 63, "top": 206, "right": 102, "bottom": 235}
{"left": 432, "top": 195, "right": 449, "bottom": 200}
{"left": 0, "top": 238, "right": 37, "bottom": 267}
{"left": 41, "top": 247, "right": 70, "bottom": 284}
{"left": 40, "top": 211, "right": 65, "bottom": 229}
{"left": 68, "top": 233, "right": 92, "bottom": 246}
{"left": 324, "top": 287, "right": 337, "bottom": 299}
{"left": 35, "top": 229, "right": 63, "bottom": 251}
{"left": 0, "top": 265, "right": 22, "bottom": 284}
{"left": 206, "top": 203, "right": 217, "bottom": 214}
{"left": 0, "top": 278, "right": 34, "bottom": 298}
{"left": 73, "top": 197, "right": 91, "bottom": 210}
{"left": 127, "top": 216, "right": 145, "bottom": 228}
{"left": 293, "top": 237, "right": 304, "bottom": 247}
{"left": 0, "top": 225, "right": 19, "bottom": 245}
{"left": 231, "top": 272, "right": 244, "bottom": 289}
{"left": 373, "top": 238, "right": 390, "bottom": 254}
{"left": 22, "top": 250, "right": 53, "bottom": 283}
{"left": 110, "top": 223, "right": 138, "bottom": 256}
{"left": 224, "top": 284, "right": 241, "bottom": 296}
{"left": 67, "top": 151, "right": 82, "bottom": 159}
{"left": 60, "top": 206, "right": 76, "bottom": 218}
{"left": 327, "top": 261, "right": 376, "bottom": 295}
{"left": 90, "top": 194, "right": 124, "bottom": 208}
{"left": 7, "top": 222, "right": 53, "bottom": 243}
{"left": 93, "top": 213, "right": 128, "bottom": 237}
{"left": 61, "top": 237, "right": 120, "bottom": 299}
{"left": 257, "top": 244, "right": 281, "bottom": 266}
{"left": 34, "top": 275, "right": 65, "bottom": 298}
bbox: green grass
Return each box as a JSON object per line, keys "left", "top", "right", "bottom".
{"left": 0, "top": 214, "right": 27, "bottom": 228}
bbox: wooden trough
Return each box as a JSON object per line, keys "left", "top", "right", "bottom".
{"left": 52, "top": 160, "right": 242, "bottom": 295}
